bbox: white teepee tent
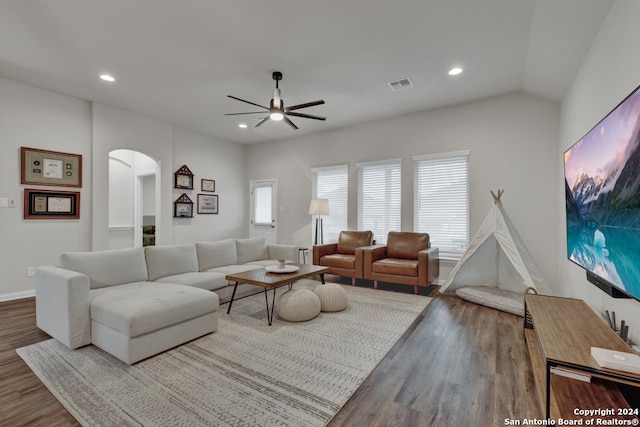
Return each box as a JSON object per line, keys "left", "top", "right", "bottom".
{"left": 440, "top": 190, "right": 551, "bottom": 298}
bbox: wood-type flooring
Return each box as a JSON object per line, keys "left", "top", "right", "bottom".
{"left": 0, "top": 281, "right": 540, "bottom": 426}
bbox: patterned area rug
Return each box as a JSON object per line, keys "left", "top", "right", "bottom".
{"left": 17, "top": 280, "right": 431, "bottom": 426}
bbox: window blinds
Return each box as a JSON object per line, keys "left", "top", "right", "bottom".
{"left": 357, "top": 159, "right": 401, "bottom": 244}
{"left": 413, "top": 151, "right": 469, "bottom": 261}
{"left": 311, "top": 164, "right": 348, "bottom": 243}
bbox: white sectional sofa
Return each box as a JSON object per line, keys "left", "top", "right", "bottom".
{"left": 36, "top": 237, "right": 298, "bottom": 364}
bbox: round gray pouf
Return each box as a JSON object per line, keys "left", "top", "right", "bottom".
{"left": 314, "top": 283, "right": 348, "bottom": 312}
{"left": 276, "top": 289, "right": 321, "bottom": 322}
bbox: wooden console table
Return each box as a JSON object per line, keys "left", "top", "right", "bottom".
{"left": 524, "top": 294, "right": 640, "bottom": 421}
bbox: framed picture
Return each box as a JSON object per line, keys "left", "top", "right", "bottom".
{"left": 24, "top": 189, "right": 80, "bottom": 219}
{"left": 21, "top": 147, "right": 82, "bottom": 187}
{"left": 197, "top": 194, "right": 218, "bottom": 214}
{"left": 201, "top": 179, "right": 215, "bottom": 192}
{"left": 173, "top": 193, "right": 194, "bottom": 218}
{"left": 174, "top": 165, "right": 194, "bottom": 189}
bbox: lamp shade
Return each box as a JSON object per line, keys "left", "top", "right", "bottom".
{"left": 308, "top": 198, "right": 330, "bottom": 216}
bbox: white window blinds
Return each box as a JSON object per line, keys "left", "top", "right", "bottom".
{"left": 357, "top": 159, "right": 401, "bottom": 244}
{"left": 311, "top": 164, "right": 348, "bottom": 243}
{"left": 413, "top": 150, "right": 470, "bottom": 261}
{"left": 253, "top": 185, "right": 272, "bottom": 225}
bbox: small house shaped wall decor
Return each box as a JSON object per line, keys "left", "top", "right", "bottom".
{"left": 174, "top": 165, "right": 194, "bottom": 189}
{"left": 173, "top": 193, "right": 194, "bottom": 218}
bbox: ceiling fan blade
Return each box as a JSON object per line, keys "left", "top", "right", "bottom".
{"left": 283, "top": 116, "right": 299, "bottom": 130}
{"left": 285, "top": 111, "right": 326, "bottom": 121}
{"left": 227, "top": 95, "right": 269, "bottom": 110}
{"left": 285, "top": 100, "right": 325, "bottom": 111}
{"left": 224, "top": 111, "right": 266, "bottom": 116}
{"left": 255, "top": 116, "right": 270, "bottom": 128}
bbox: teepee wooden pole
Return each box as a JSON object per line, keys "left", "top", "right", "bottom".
{"left": 490, "top": 189, "right": 504, "bottom": 202}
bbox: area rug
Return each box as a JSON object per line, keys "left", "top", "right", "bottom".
{"left": 17, "top": 280, "right": 431, "bottom": 427}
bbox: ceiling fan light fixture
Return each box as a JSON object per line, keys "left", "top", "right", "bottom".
{"left": 269, "top": 98, "right": 284, "bottom": 121}
{"left": 270, "top": 111, "right": 284, "bottom": 121}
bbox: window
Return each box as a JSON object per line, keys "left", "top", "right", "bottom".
{"left": 357, "top": 159, "right": 401, "bottom": 244}
{"left": 311, "top": 164, "right": 348, "bottom": 243}
{"left": 413, "top": 150, "right": 470, "bottom": 261}
{"left": 253, "top": 185, "right": 272, "bottom": 225}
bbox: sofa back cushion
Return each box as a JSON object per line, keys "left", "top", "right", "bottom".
{"left": 196, "top": 239, "right": 238, "bottom": 271}
{"left": 145, "top": 243, "right": 198, "bottom": 281}
{"left": 58, "top": 247, "right": 148, "bottom": 289}
{"left": 386, "top": 232, "right": 430, "bottom": 260}
{"left": 236, "top": 237, "right": 268, "bottom": 264}
{"left": 337, "top": 231, "right": 373, "bottom": 255}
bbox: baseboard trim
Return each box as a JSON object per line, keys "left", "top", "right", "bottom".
{"left": 0, "top": 289, "right": 35, "bottom": 302}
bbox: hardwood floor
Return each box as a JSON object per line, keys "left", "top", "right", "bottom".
{"left": 0, "top": 285, "right": 540, "bottom": 426}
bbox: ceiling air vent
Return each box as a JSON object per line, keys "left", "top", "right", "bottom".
{"left": 387, "top": 78, "right": 413, "bottom": 92}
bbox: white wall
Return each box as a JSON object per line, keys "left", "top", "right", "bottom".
{"left": 559, "top": 0, "right": 640, "bottom": 344}
{"left": 0, "top": 77, "right": 92, "bottom": 299}
{"left": 247, "top": 92, "right": 560, "bottom": 285}
{"left": 0, "top": 78, "right": 247, "bottom": 300}
{"left": 172, "top": 126, "right": 246, "bottom": 243}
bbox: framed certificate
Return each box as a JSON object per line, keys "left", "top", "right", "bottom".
{"left": 24, "top": 189, "right": 80, "bottom": 219}
{"left": 21, "top": 147, "right": 82, "bottom": 187}
{"left": 201, "top": 179, "right": 215, "bottom": 192}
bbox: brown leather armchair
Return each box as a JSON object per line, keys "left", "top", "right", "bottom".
{"left": 364, "top": 231, "right": 439, "bottom": 294}
{"left": 313, "top": 231, "right": 374, "bottom": 284}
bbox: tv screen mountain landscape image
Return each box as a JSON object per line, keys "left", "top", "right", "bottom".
{"left": 564, "top": 86, "right": 640, "bottom": 300}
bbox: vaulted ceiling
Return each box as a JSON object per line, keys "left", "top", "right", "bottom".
{"left": 0, "top": 0, "right": 613, "bottom": 144}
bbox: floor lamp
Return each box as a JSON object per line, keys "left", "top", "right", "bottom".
{"left": 309, "top": 198, "right": 330, "bottom": 245}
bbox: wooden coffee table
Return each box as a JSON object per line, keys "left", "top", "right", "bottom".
{"left": 225, "top": 264, "right": 329, "bottom": 325}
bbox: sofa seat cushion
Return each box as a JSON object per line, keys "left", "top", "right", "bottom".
{"left": 90, "top": 282, "right": 219, "bottom": 338}
{"left": 153, "top": 271, "right": 227, "bottom": 291}
{"left": 372, "top": 258, "right": 418, "bottom": 277}
{"left": 320, "top": 254, "right": 355, "bottom": 270}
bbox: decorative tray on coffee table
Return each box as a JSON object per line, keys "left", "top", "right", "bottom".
{"left": 265, "top": 265, "right": 300, "bottom": 273}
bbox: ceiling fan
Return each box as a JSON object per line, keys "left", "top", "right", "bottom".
{"left": 226, "top": 71, "right": 326, "bottom": 130}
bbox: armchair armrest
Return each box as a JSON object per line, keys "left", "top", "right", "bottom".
{"left": 267, "top": 244, "right": 299, "bottom": 263}
{"left": 418, "top": 247, "right": 440, "bottom": 286}
{"left": 313, "top": 243, "right": 338, "bottom": 265}
{"left": 363, "top": 245, "right": 388, "bottom": 279}
{"left": 35, "top": 265, "right": 91, "bottom": 349}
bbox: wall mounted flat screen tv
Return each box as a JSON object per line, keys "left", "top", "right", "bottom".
{"left": 564, "top": 84, "right": 640, "bottom": 301}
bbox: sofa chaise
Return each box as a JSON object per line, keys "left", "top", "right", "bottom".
{"left": 36, "top": 237, "right": 298, "bottom": 364}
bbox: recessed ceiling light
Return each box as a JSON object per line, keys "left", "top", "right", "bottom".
{"left": 99, "top": 74, "right": 116, "bottom": 82}
{"left": 238, "top": 123, "right": 248, "bottom": 129}
{"left": 448, "top": 67, "right": 463, "bottom": 76}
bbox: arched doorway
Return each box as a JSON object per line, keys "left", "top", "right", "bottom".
{"left": 108, "top": 149, "right": 160, "bottom": 249}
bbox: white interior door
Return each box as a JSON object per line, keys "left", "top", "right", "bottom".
{"left": 250, "top": 179, "right": 277, "bottom": 243}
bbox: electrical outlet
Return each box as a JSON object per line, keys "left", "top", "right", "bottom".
{"left": 0, "top": 198, "right": 7, "bottom": 208}
{"left": 27, "top": 267, "right": 35, "bottom": 277}
{"left": 8, "top": 198, "right": 15, "bottom": 208}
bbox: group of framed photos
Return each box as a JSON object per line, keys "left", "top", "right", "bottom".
{"left": 173, "top": 165, "right": 218, "bottom": 217}
{"left": 20, "top": 147, "right": 82, "bottom": 220}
